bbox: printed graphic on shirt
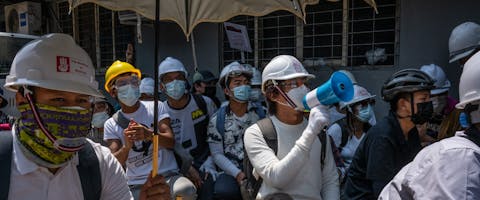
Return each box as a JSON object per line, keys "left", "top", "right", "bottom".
{"left": 208, "top": 111, "right": 259, "bottom": 169}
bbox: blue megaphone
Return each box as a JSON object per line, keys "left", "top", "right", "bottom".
{"left": 302, "top": 71, "right": 354, "bottom": 111}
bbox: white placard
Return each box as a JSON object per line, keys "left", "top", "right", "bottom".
{"left": 224, "top": 22, "right": 252, "bottom": 52}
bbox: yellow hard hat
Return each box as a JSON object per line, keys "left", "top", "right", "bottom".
{"left": 104, "top": 60, "right": 141, "bottom": 92}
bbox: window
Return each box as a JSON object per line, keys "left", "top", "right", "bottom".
{"left": 56, "top": 2, "right": 134, "bottom": 72}
{"left": 222, "top": 0, "right": 398, "bottom": 68}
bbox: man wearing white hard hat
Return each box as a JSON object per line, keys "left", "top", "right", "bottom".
{"left": 0, "top": 33, "right": 169, "bottom": 200}
{"left": 420, "top": 64, "right": 461, "bottom": 141}
{"left": 379, "top": 51, "right": 480, "bottom": 200}
{"left": 327, "top": 85, "right": 376, "bottom": 184}
{"left": 449, "top": 21, "right": 480, "bottom": 66}
{"left": 139, "top": 77, "right": 155, "bottom": 101}
{"left": 158, "top": 57, "right": 217, "bottom": 200}
{"left": 207, "top": 61, "right": 265, "bottom": 199}
{"left": 244, "top": 55, "right": 339, "bottom": 199}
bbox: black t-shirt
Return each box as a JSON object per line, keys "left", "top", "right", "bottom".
{"left": 342, "top": 111, "right": 422, "bottom": 200}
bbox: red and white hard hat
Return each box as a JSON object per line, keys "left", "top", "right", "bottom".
{"left": 4, "top": 33, "right": 102, "bottom": 97}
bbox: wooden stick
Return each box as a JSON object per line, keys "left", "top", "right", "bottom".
{"left": 152, "top": 135, "right": 159, "bottom": 177}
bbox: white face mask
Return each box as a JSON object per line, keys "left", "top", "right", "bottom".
{"left": 470, "top": 103, "right": 480, "bottom": 125}
{"left": 286, "top": 85, "right": 310, "bottom": 111}
{"left": 117, "top": 84, "right": 140, "bottom": 106}
{"left": 92, "top": 111, "right": 110, "bottom": 128}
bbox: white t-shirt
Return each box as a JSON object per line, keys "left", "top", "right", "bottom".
{"left": 104, "top": 101, "right": 178, "bottom": 185}
{"left": 9, "top": 129, "right": 132, "bottom": 200}
{"left": 327, "top": 123, "right": 365, "bottom": 168}
{"left": 166, "top": 95, "right": 216, "bottom": 151}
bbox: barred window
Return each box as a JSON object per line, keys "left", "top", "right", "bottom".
{"left": 223, "top": 0, "right": 398, "bottom": 68}
{"left": 56, "top": 2, "right": 134, "bottom": 72}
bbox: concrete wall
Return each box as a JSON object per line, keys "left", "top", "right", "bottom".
{"left": 309, "top": 0, "right": 480, "bottom": 118}
{"left": 135, "top": 22, "right": 221, "bottom": 80}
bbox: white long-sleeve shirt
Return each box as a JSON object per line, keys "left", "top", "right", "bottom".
{"left": 379, "top": 131, "right": 480, "bottom": 200}
{"left": 244, "top": 116, "right": 339, "bottom": 200}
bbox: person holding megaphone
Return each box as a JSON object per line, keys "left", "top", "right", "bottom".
{"left": 244, "top": 55, "right": 355, "bottom": 199}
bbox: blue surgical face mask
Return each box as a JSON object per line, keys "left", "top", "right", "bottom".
{"left": 92, "top": 111, "right": 110, "bottom": 128}
{"left": 117, "top": 84, "right": 140, "bottom": 106}
{"left": 232, "top": 85, "right": 251, "bottom": 102}
{"left": 356, "top": 104, "right": 373, "bottom": 122}
{"left": 249, "top": 88, "right": 263, "bottom": 102}
{"left": 164, "top": 80, "right": 186, "bottom": 100}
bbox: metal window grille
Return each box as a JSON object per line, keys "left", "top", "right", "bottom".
{"left": 76, "top": 3, "right": 96, "bottom": 67}
{"left": 56, "top": 2, "right": 134, "bottom": 72}
{"left": 222, "top": 15, "right": 255, "bottom": 66}
{"left": 57, "top": 1, "right": 73, "bottom": 35}
{"left": 303, "top": 1, "right": 343, "bottom": 66}
{"left": 258, "top": 11, "right": 296, "bottom": 67}
{"left": 223, "top": 0, "right": 397, "bottom": 68}
{"left": 348, "top": 0, "right": 397, "bottom": 66}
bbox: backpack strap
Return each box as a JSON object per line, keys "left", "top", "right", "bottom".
{"left": 256, "top": 118, "right": 277, "bottom": 153}
{"left": 192, "top": 95, "right": 208, "bottom": 117}
{"left": 319, "top": 129, "right": 327, "bottom": 170}
{"left": 0, "top": 131, "right": 13, "bottom": 200}
{"left": 190, "top": 94, "right": 211, "bottom": 169}
{"left": 77, "top": 142, "right": 102, "bottom": 200}
{"left": 112, "top": 110, "right": 129, "bottom": 129}
{"left": 215, "top": 105, "right": 228, "bottom": 138}
{"left": 335, "top": 117, "right": 350, "bottom": 150}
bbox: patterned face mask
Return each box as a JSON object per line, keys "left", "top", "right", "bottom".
{"left": 16, "top": 103, "right": 92, "bottom": 167}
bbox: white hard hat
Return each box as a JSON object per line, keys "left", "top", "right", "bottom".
{"left": 261, "top": 55, "right": 315, "bottom": 92}
{"left": 339, "top": 85, "right": 375, "bottom": 110}
{"left": 219, "top": 61, "right": 252, "bottom": 88}
{"left": 140, "top": 77, "right": 155, "bottom": 95}
{"left": 338, "top": 70, "right": 357, "bottom": 85}
{"left": 457, "top": 51, "right": 480, "bottom": 109}
{"left": 4, "top": 33, "right": 102, "bottom": 97}
{"left": 449, "top": 22, "right": 480, "bottom": 63}
{"left": 420, "top": 64, "right": 450, "bottom": 95}
{"left": 158, "top": 57, "right": 188, "bottom": 80}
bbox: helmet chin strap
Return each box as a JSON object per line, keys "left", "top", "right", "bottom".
{"left": 24, "top": 90, "right": 85, "bottom": 152}
{"left": 272, "top": 80, "right": 297, "bottom": 109}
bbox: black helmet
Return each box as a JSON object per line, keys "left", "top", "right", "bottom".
{"left": 381, "top": 68, "right": 435, "bottom": 101}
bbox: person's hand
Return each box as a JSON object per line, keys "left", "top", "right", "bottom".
{"left": 306, "top": 105, "right": 330, "bottom": 135}
{"left": 122, "top": 120, "right": 135, "bottom": 149}
{"left": 186, "top": 166, "right": 203, "bottom": 188}
{"left": 125, "top": 119, "right": 153, "bottom": 142}
{"left": 236, "top": 172, "right": 246, "bottom": 185}
{"left": 139, "top": 174, "right": 170, "bottom": 200}
{"left": 199, "top": 156, "right": 219, "bottom": 181}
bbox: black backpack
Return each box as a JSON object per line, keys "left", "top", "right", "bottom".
{"left": 0, "top": 131, "right": 101, "bottom": 200}
{"left": 241, "top": 118, "right": 327, "bottom": 200}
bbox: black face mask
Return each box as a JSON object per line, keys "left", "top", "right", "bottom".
{"left": 411, "top": 101, "right": 433, "bottom": 125}
{"left": 204, "top": 86, "right": 217, "bottom": 97}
